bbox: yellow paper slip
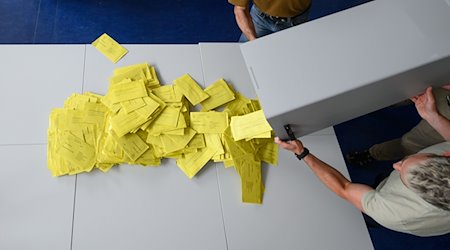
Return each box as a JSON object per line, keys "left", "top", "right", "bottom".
{"left": 133, "top": 96, "right": 161, "bottom": 119}
{"left": 92, "top": 33, "right": 128, "bottom": 63}
{"left": 151, "top": 106, "right": 181, "bottom": 127}
{"left": 223, "top": 127, "right": 255, "bottom": 160}
{"left": 57, "top": 133, "right": 96, "bottom": 173}
{"left": 245, "top": 131, "right": 272, "bottom": 141}
{"left": 110, "top": 68, "right": 146, "bottom": 86}
{"left": 225, "top": 93, "right": 252, "bottom": 116}
{"left": 230, "top": 110, "right": 272, "bottom": 141}
{"left": 187, "top": 134, "right": 205, "bottom": 149}
{"left": 83, "top": 102, "right": 108, "bottom": 125}
{"left": 234, "top": 158, "right": 264, "bottom": 204}
{"left": 112, "top": 132, "right": 149, "bottom": 162}
{"left": 111, "top": 109, "right": 148, "bottom": 137}
{"left": 204, "top": 133, "right": 225, "bottom": 157}
{"left": 114, "top": 63, "right": 152, "bottom": 80}
{"left": 173, "top": 74, "right": 209, "bottom": 105}
{"left": 190, "top": 111, "right": 228, "bottom": 133}
{"left": 109, "top": 80, "right": 148, "bottom": 103}
{"left": 201, "top": 79, "right": 235, "bottom": 111}
{"left": 160, "top": 128, "right": 197, "bottom": 153}
{"left": 132, "top": 146, "right": 161, "bottom": 166}
{"left": 176, "top": 147, "right": 217, "bottom": 179}
{"left": 121, "top": 98, "right": 146, "bottom": 113}
{"left": 257, "top": 142, "right": 278, "bottom": 166}
{"left": 152, "top": 85, "right": 181, "bottom": 103}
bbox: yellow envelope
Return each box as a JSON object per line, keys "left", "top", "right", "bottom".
{"left": 176, "top": 147, "right": 217, "bottom": 179}
{"left": 109, "top": 80, "right": 148, "bottom": 103}
{"left": 230, "top": 110, "right": 272, "bottom": 141}
{"left": 173, "top": 74, "right": 209, "bottom": 105}
{"left": 92, "top": 33, "right": 128, "bottom": 63}
{"left": 201, "top": 79, "right": 235, "bottom": 111}
{"left": 190, "top": 111, "right": 228, "bottom": 133}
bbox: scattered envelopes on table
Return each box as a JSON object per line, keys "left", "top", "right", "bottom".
{"left": 48, "top": 62, "right": 278, "bottom": 204}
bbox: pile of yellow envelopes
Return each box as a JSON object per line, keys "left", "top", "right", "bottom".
{"left": 48, "top": 63, "right": 278, "bottom": 204}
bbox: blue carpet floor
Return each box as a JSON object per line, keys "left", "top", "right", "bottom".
{"left": 1, "top": 0, "right": 449, "bottom": 249}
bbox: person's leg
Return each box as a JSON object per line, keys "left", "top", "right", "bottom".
{"left": 239, "top": 5, "right": 274, "bottom": 42}
{"left": 368, "top": 119, "right": 445, "bottom": 161}
{"left": 250, "top": 5, "right": 276, "bottom": 37}
{"left": 401, "top": 120, "right": 445, "bottom": 155}
{"left": 400, "top": 87, "right": 449, "bottom": 154}
{"left": 350, "top": 87, "right": 450, "bottom": 164}
{"left": 369, "top": 138, "right": 405, "bottom": 161}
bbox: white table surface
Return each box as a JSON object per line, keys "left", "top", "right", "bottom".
{"left": 0, "top": 45, "right": 85, "bottom": 145}
{"left": 0, "top": 145, "right": 75, "bottom": 250}
{"left": 0, "top": 44, "right": 373, "bottom": 250}
{"left": 72, "top": 45, "right": 227, "bottom": 250}
{"left": 199, "top": 43, "right": 373, "bottom": 250}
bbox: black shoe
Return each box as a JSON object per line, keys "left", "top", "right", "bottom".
{"left": 346, "top": 150, "right": 374, "bottom": 167}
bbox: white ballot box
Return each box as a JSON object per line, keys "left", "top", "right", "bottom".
{"left": 240, "top": 0, "right": 450, "bottom": 138}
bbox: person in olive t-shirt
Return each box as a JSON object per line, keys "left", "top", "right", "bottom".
{"left": 275, "top": 86, "right": 450, "bottom": 236}
{"left": 229, "top": 0, "right": 311, "bottom": 42}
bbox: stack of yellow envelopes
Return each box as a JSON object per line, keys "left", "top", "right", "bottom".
{"left": 48, "top": 63, "right": 278, "bottom": 204}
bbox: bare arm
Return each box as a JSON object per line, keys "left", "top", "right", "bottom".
{"left": 411, "top": 87, "right": 450, "bottom": 141}
{"left": 275, "top": 138, "right": 374, "bottom": 212}
{"left": 233, "top": 5, "right": 257, "bottom": 41}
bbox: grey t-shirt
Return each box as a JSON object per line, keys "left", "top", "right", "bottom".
{"left": 362, "top": 142, "right": 450, "bottom": 236}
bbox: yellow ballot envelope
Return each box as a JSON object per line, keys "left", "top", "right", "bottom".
{"left": 47, "top": 62, "right": 278, "bottom": 205}
{"left": 92, "top": 33, "right": 128, "bottom": 63}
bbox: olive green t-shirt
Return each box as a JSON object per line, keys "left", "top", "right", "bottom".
{"left": 229, "top": 0, "right": 311, "bottom": 18}
{"left": 362, "top": 142, "right": 450, "bottom": 236}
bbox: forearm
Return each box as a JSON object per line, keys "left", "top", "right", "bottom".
{"left": 275, "top": 137, "right": 372, "bottom": 211}
{"left": 303, "top": 154, "right": 351, "bottom": 199}
{"left": 426, "top": 114, "right": 450, "bottom": 141}
{"left": 234, "top": 6, "right": 257, "bottom": 41}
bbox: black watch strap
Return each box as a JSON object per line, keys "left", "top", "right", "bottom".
{"left": 295, "top": 147, "right": 310, "bottom": 160}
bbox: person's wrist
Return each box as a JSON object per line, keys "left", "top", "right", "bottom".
{"left": 295, "top": 147, "right": 310, "bottom": 160}
{"left": 425, "top": 112, "right": 441, "bottom": 125}
{"left": 294, "top": 147, "right": 304, "bottom": 155}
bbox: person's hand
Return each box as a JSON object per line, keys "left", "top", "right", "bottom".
{"left": 410, "top": 87, "right": 439, "bottom": 122}
{"left": 274, "top": 137, "right": 304, "bottom": 155}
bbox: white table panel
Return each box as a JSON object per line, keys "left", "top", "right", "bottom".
{"left": 72, "top": 163, "right": 227, "bottom": 250}
{"left": 0, "top": 145, "right": 75, "bottom": 250}
{"left": 216, "top": 135, "right": 373, "bottom": 250}
{"left": 74, "top": 45, "right": 227, "bottom": 250}
{"left": 200, "top": 43, "right": 257, "bottom": 98}
{"left": 0, "top": 45, "right": 85, "bottom": 144}
{"left": 199, "top": 43, "right": 372, "bottom": 250}
{"left": 84, "top": 44, "right": 205, "bottom": 94}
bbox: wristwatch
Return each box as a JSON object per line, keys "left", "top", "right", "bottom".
{"left": 295, "top": 147, "right": 310, "bottom": 160}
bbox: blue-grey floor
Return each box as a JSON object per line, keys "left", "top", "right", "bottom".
{"left": 1, "top": 0, "right": 449, "bottom": 249}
